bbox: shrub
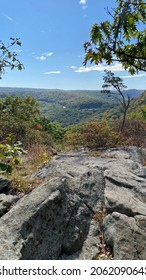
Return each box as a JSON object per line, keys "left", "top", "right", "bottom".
{"left": 63, "top": 124, "right": 83, "bottom": 150}
{"left": 64, "top": 120, "right": 118, "bottom": 150}
{"left": 80, "top": 120, "right": 118, "bottom": 149}
{"left": 119, "top": 118, "right": 146, "bottom": 147}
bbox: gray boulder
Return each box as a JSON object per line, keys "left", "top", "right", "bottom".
{"left": 103, "top": 212, "right": 146, "bottom": 259}
{"left": 0, "top": 177, "right": 96, "bottom": 259}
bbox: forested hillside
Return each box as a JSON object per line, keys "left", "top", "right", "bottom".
{"left": 0, "top": 87, "right": 143, "bottom": 126}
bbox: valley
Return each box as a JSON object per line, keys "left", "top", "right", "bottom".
{"left": 0, "top": 87, "right": 143, "bottom": 127}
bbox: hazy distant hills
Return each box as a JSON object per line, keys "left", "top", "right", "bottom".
{"left": 0, "top": 87, "right": 142, "bottom": 98}
{"left": 0, "top": 87, "right": 144, "bottom": 126}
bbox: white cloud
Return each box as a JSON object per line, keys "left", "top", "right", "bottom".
{"left": 2, "top": 13, "right": 13, "bottom": 21}
{"left": 70, "top": 66, "right": 77, "bottom": 69}
{"left": 80, "top": 0, "right": 87, "bottom": 4}
{"left": 36, "top": 51, "right": 53, "bottom": 61}
{"left": 36, "top": 55, "right": 46, "bottom": 61}
{"left": 44, "top": 71, "right": 61, "bottom": 74}
{"left": 43, "top": 52, "right": 53, "bottom": 57}
{"left": 79, "top": 0, "right": 88, "bottom": 9}
{"left": 74, "top": 63, "right": 124, "bottom": 73}
{"left": 120, "top": 73, "right": 146, "bottom": 79}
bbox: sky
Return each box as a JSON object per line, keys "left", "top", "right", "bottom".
{"left": 1, "top": 0, "right": 146, "bottom": 90}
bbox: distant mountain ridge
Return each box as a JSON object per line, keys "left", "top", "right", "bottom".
{"left": 0, "top": 87, "right": 143, "bottom": 98}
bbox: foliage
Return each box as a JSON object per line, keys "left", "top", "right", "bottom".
{"left": 80, "top": 120, "right": 118, "bottom": 149}
{"left": 0, "top": 38, "right": 23, "bottom": 79}
{"left": 64, "top": 115, "right": 146, "bottom": 151}
{"left": 0, "top": 95, "right": 62, "bottom": 156}
{"left": 63, "top": 124, "right": 83, "bottom": 149}
{"left": 64, "top": 120, "right": 118, "bottom": 150}
{"left": 119, "top": 118, "right": 146, "bottom": 147}
{"left": 0, "top": 95, "right": 42, "bottom": 146}
{"left": 0, "top": 140, "right": 26, "bottom": 173}
{"left": 39, "top": 116, "right": 65, "bottom": 144}
{"left": 141, "top": 106, "right": 146, "bottom": 119}
{"left": 84, "top": 0, "right": 146, "bottom": 74}
{"left": 26, "top": 142, "right": 54, "bottom": 167}
{"left": 5, "top": 141, "right": 55, "bottom": 193}
{"left": 0, "top": 95, "right": 39, "bottom": 121}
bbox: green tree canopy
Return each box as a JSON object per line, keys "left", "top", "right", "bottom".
{"left": 84, "top": 0, "right": 146, "bottom": 74}
{"left": 0, "top": 96, "right": 40, "bottom": 143}
{"left": 0, "top": 95, "right": 40, "bottom": 121}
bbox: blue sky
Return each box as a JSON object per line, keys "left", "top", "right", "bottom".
{"left": 1, "top": 0, "right": 146, "bottom": 90}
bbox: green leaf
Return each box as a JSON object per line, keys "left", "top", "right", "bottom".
{"left": 18, "top": 64, "right": 23, "bottom": 70}
{"left": 0, "top": 162, "right": 13, "bottom": 173}
{"left": 16, "top": 41, "right": 22, "bottom": 46}
{"left": 13, "top": 158, "right": 20, "bottom": 165}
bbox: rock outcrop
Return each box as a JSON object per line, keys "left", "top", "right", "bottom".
{"left": 0, "top": 146, "right": 146, "bottom": 260}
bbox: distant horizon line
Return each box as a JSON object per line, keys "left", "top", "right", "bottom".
{"left": 0, "top": 86, "right": 145, "bottom": 91}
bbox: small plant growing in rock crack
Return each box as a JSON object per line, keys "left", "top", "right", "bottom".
{"left": 93, "top": 205, "right": 113, "bottom": 260}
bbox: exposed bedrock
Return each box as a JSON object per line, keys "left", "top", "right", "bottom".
{"left": 0, "top": 146, "right": 146, "bottom": 259}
